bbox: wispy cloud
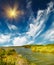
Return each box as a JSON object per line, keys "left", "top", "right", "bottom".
{"left": 26, "top": 1, "right": 54, "bottom": 37}
{"left": 7, "top": 24, "right": 18, "bottom": 31}
{"left": 26, "top": 0, "right": 32, "bottom": 9}
{"left": 40, "top": 22, "right": 54, "bottom": 43}
{"left": 12, "top": 1, "right": 54, "bottom": 46}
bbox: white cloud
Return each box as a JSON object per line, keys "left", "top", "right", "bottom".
{"left": 43, "top": 29, "right": 54, "bottom": 42}
{"left": 40, "top": 22, "right": 54, "bottom": 42}
{"left": 27, "top": 40, "right": 34, "bottom": 45}
{"left": 34, "top": 25, "right": 45, "bottom": 39}
{"left": 0, "top": 34, "right": 11, "bottom": 44}
{"left": 26, "top": 19, "right": 45, "bottom": 37}
{"left": 26, "top": 8, "right": 49, "bottom": 37}
{"left": 13, "top": 36, "right": 27, "bottom": 46}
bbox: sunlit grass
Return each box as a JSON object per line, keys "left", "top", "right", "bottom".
{"left": 31, "top": 44, "right": 54, "bottom": 53}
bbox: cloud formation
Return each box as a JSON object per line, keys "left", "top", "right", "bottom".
{"left": 13, "top": 36, "right": 27, "bottom": 46}
{"left": 0, "top": 1, "right": 54, "bottom": 46}
{"left": 7, "top": 24, "right": 18, "bottom": 31}
{"left": 12, "top": 2, "right": 54, "bottom": 46}
{"left": 40, "top": 22, "right": 54, "bottom": 43}
{"left": 0, "top": 34, "right": 11, "bottom": 44}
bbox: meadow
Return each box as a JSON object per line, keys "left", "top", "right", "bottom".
{"left": 0, "top": 44, "right": 54, "bottom": 65}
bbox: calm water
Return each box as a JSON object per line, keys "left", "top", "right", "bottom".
{"left": 15, "top": 47, "right": 54, "bottom": 65}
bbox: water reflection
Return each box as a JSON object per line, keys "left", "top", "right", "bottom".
{"left": 15, "top": 47, "right": 54, "bottom": 65}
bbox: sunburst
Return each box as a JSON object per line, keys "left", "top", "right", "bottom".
{"left": 4, "top": 5, "right": 23, "bottom": 20}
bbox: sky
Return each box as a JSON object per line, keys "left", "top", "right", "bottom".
{"left": 0, "top": 0, "right": 54, "bottom": 46}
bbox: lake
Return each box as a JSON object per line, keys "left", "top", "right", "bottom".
{"left": 15, "top": 47, "right": 54, "bottom": 65}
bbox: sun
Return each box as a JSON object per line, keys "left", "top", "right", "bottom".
{"left": 5, "top": 6, "right": 20, "bottom": 19}
{"left": 4, "top": 5, "right": 23, "bottom": 19}
{"left": 8, "top": 8, "right": 17, "bottom": 18}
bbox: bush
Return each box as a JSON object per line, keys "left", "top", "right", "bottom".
{"left": 6, "top": 48, "right": 16, "bottom": 55}
{"left": 0, "top": 48, "right": 5, "bottom": 57}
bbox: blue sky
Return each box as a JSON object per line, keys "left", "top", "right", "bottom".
{"left": 0, "top": 0, "right": 54, "bottom": 46}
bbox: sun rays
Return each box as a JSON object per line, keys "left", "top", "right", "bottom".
{"left": 3, "top": 5, "right": 23, "bottom": 21}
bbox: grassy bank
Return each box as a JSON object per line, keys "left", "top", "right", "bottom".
{"left": 30, "top": 44, "right": 54, "bottom": 53}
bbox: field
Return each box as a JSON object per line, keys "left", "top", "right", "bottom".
{"left": 0, "top": 44, "right": 54, "bottom": 65}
